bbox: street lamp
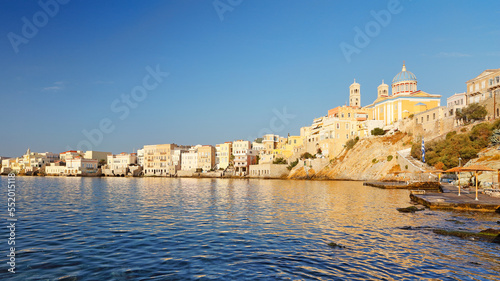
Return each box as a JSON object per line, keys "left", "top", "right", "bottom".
{"left": 458, "top": 157, "right": 462, "bottom": 167}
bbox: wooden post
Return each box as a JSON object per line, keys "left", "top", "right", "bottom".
{"left": 497, "top": 169, "right": 500, "bottom": 189}
{"left": 475, "top": 170, "right": 478, "bottom": 201}
{"left": 458, "top": 172, "right": 461, "bottom": 196}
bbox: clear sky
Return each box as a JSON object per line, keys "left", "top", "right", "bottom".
{"left": 1, "top": 0, "right": 499, "bottom": 157}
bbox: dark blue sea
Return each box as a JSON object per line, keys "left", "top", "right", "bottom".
{"left": 1, "top": 176, "right": 499, "bottom": 280}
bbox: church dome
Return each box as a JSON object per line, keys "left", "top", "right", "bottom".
{"left": 350, "top": 79, "right": 360, "bottom": 87}
{"left": 392, "top": 63, "right": 417, "bottom": 84}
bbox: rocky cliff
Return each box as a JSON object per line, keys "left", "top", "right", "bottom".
{"left": 289, "top": 133, "right": 415, "bottom": 181}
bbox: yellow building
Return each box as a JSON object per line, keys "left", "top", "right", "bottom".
{"left": 217, "top": 142, "right": 232, "bottom": 170}
{"left": 143, "top": 143, "right": 176, "bottom": 176}
{"left": 364, "top": 63, "right": 441, "bottom": 125}
{"left": 197, "top": 145, "right": 216, "bottom": 171}
{"left": 272, "top": 135, "right": 304, "bottom": 159}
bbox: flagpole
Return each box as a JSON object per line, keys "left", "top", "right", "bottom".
{"left": 421, "top": 137, "right": 425, "bottom": 163}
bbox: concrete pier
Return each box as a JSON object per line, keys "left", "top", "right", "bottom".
{"left": 410, "top": 184, "right": 500, "bottom": 212}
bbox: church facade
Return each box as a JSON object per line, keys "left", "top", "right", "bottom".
{"left": 361, "top": 63, "right": 441, "bottom": 125}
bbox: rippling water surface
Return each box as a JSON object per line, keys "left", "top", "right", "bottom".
{"left": 1, "top": 177, "right": 499, "bottom": 280}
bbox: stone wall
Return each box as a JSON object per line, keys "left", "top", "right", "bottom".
{"left": 249, "top": 163, "right": 289, "bottom": 178}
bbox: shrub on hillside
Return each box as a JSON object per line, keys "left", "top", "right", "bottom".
{"left": 287, "top": 159, "right": 299, "bottom": 170}
{"left": 345, "top": 136, "right": 360, "bottom": 150}
{"left": 434, "top": 162, "right": 445, "bottom": 170}
{"left": 300, "top": 152, "right": 315, "bottom": 159}
{"left": 371, "top": 127, "right": 385, "bottom": 136}
{"left": 411, "top": 121, "right": 498, "bottom": 169}
{"left": 273, "top": 157, "right": 287, "bottom": 165}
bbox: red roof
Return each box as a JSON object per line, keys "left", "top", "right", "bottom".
{"left": 60, "top": 150, "right": 77, "bottom": 154}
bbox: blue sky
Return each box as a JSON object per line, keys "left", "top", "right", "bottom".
{"left": 1, "top": 0, "right": 499, "bottom": 156}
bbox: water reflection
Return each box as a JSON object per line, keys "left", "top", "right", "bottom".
{"left": 0, "top": 176, "right": 498, "bottom": 280}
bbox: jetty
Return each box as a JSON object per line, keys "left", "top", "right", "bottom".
{"left": 410, "top": 184, "right": 500, "bottom": 212}
{"left": 364, "top": 181, "right": 440, "bottom": 190}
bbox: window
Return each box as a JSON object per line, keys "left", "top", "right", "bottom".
{"left": 433, "top": 113, "right": 436, "bottom": 120}
{"left": 348, "top": 113, "right": 351, "bottom": 118}
{"left": 427, "top": 115, "right": 429, "bottom": 121}
{"left": 345, "top": 123, "right": 349, "bottom": 129}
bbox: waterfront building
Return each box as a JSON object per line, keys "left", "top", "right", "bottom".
{"left": 216, "top": 142, "right": 232, "bottom": 170}
{"left": 105, "top": 153, "right": 138, "bottom": 176}
{"left": 143, "top": 143, "right": 177, "bottom": 176}
{"left": 45, "top": 161, "right": 66, "bottom": 176}
{"left": 215, "top": 144, "right": 221, "bottom": 169}
{"left": 181, "top": 145, "right": 200, "bottom": 171}
{"left": 197, "top": 145, "right": 216, "bottom": 171}
{"left": 171, "top": 146, "right": 190, "bottom": 174}
{"left": 233, "top": 140, "right": 257, "bottom": 176}
{"left": 137, "top": 149, "right": 145, "bottom": 167}
{"left": 65, "top": 157, "right": 98, "bottom": 176}
{"left": 1, "top": 158, "right": 16, "bottom": 174}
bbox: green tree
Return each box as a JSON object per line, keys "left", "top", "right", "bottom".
{"left": 371, "top": 127, "right": 385, "bottom": 136}
{"left": 287, "top": 159, "right": 299, "bottom": 170}
{"left": 456, "top": 103, "right": 487, "bottom": 122}
{"left": 273, "top": 157, "right": 287, "bottom": 164}
{"left": 300, "top": 152, "right": 315, "bottom": 159}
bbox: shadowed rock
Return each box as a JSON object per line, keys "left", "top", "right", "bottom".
{"left": 433, "top": 228, "right": 500, "bottom": 244}
{"left": 327, "top": 242, "right": 346, "bottom": 249}
{"left": 397, "top": 206, "right": 425, "bottom": 213}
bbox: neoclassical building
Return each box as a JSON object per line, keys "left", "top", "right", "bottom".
{"left": 363, "top": 63, "right": 441, "bottom": 125}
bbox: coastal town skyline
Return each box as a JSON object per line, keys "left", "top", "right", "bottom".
{"left": 2, "top": 0, "right": 500, "bottom": 156}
